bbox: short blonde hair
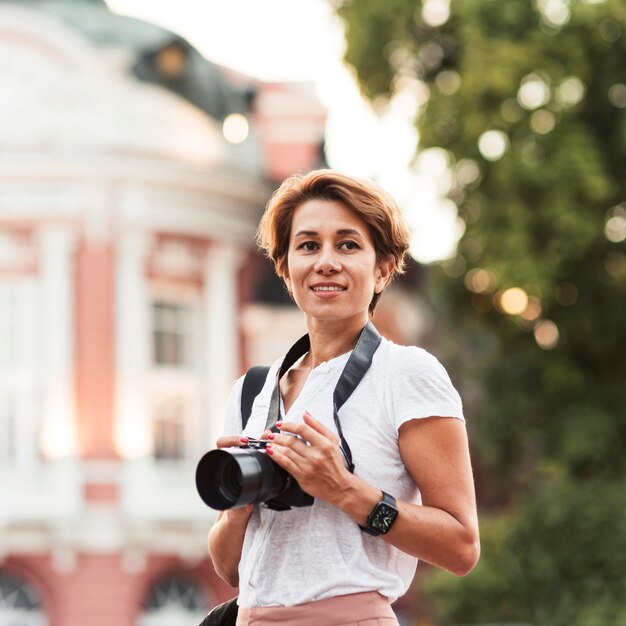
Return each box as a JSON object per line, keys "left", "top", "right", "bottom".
{"left": 256, "top": 169, "right": 411, "bottom": 312}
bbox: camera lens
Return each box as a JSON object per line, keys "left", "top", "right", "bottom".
{"left": 195, "top": 448, "right": 289, "bottom": 510}
{"left": 218, "top": 460, "right": 243, "bottom": 503}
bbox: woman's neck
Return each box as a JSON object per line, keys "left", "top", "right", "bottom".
{"left": 303, "top": 314, "right": 368, "bottom": 369}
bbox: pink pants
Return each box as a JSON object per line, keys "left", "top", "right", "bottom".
{"left": 236, "top": 591, "right": 399, "bottom": 626}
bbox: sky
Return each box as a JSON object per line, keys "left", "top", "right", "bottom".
{"left": 105, "top": 0, "right": 463, "bottom": 263}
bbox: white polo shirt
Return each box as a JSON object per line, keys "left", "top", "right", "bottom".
{"left": 221, "top": 337, "right": 464, "bottom": 608}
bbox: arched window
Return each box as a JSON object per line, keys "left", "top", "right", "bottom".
{"left": 138, "top": 575, "right": 210, "bottom": 626}
{"left": 0, "top": 572, "right": 49, "bottom": 626}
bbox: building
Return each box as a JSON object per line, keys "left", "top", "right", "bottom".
{"left": 0, "top": 1, "right": 326, "bottom": 624}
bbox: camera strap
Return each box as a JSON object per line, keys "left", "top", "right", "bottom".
{"left": 241, "top": 365, "right": 271, "bottom": 430}
{"left": 266, "top": 320, "right": 382, "bottom": 473}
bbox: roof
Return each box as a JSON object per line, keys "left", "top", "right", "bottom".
{"left": 0, "top": 0, "right": 253, "bottom": 120}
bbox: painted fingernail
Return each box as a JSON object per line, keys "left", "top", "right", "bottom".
{"left": 267, "top": 433, "right": 275, "bottom": 440}
{"left": 266, "top": 446, "right": 274, "bottom": 456}
{"left": 240, "top": 437, "right": 249, "bottom": 443}
{"left": 276, "top": 421, "right": 283, "bottom": 428}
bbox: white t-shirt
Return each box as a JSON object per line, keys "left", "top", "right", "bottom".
{"left": 221, "top": 336, "right": 464, "bottom": 608}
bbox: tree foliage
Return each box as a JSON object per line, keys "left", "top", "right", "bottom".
{"left": 337, "top": 0, "right": 626, "bottom": 622}
{"left": 425, "top": 476, "right": 626, "bottom": 625}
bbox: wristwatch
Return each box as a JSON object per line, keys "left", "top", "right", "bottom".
{"left": 361, "top": 491, "right": 398, "bottom": 536}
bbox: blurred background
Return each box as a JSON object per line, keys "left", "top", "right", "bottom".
{"left": 0, "top": 0, "right": 624, "bottom": 625}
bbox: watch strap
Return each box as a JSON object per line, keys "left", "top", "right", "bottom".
{"left": 360, "top": 491, "right": 398, "bottom": 536}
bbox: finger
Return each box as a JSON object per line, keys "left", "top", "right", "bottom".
{"left": 274, "top": 419, "right": 324, "bottom": 446}
{"left": 267, "top": 433, "right": 310, "bottom": 456}
{"left": 276, "top": 414, "right": 339, "bottom": 446}
{"left": 216, "top": 435, "right": 247, "bottom": 448}
{"left": 302, "top": 412, "right": 340, "bottom": 443}
{"left": 265, "top": 443, "right": 302, "bottom": 475}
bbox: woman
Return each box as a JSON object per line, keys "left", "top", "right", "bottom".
{"left": 208, "top": 170, "right": 480, "bottom": 625}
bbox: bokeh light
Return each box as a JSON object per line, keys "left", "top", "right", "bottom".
{"left": 222, "top": 113, "right": 249, "bottom": 144}
{"left": 608, "top": 84, "right": 626, "bottom": 108}
{"left": 517, "top": 74, "right": 551, "bottom": 110}
{"left": 599, "top": 19, "right": 622, "bottom": 42}
{"left": 605, "top": 214, "right": 626, "bottom": 243}
{"left": 435, "top": 70, "right": 461, "bottom": 95}
{"left": 556, "top": 76, "right": 586, "bottom": 107}
{"left": 530, "top": 109, "right": 556, "bottom": 134}
{"left": 537, "top": 0, "right": 571, "bottom": 27}
{"left": 534, "top": 319, "right": 560, "bottom": 349}
{"left": 441, "top": 255, "right": 467, "bottom": 277}
{"left": 605, "top": 253, "right": 626, "bottom": 280}
{"left": 464, "top": 268, "right": 497, "bottom": 294}
{"left": 555, "top": 282, "right": 578, "bottom": 306}
{"left": 498, "top": 287, "right": 529, "bottom": 315}
{"left": 455, "top": 159, "right": 481, "bottom": 186}
{"left": 421, "top": 0, "right": 451, "bottom": 27}
{"left": 419, "top": 41, "right": 445, "bottom": 71}
{"left": 478, "top": 130, "right": 509, "bottom": 161}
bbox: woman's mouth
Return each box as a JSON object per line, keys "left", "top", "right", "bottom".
{"left": 311, "top": 285, "right": 346, "bottom": 292}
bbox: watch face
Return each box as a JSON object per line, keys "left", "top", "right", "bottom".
{"left": 370, "top": 503, "right": 398, "bottom": 533}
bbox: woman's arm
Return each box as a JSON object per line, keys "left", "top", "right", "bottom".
{"left": 345, "top": 416, "right": 479, "bottom": 575}
{"left": 208, "top": 506, "right": 253, "bottom": 586}
{"left": 206, "top": 435, "right": 253, "bottom": 586}
{"left": 266, "top": 413, "right": 480, "bottom": 576}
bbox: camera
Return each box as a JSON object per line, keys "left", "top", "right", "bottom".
{"left": 195, "top": 438, "right": 314, "bottom": 511}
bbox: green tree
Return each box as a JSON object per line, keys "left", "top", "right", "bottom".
{"left": 337, "top": 0, "right": 626, "bottom": 623}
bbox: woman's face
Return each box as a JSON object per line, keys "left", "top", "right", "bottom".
{"left": 283, "top": 199, "right": 390, "bottom": 324}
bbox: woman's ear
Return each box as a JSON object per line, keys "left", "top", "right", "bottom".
{"left": 374, "top": 256, "right": 395, "bottom": 294}
{"left": 278, "top": 260, "right": 292, "bottom": 293}
{"left": 283, "top": 275, "right": 292, "bottom": 294}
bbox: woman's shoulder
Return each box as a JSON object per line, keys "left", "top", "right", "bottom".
{"left": 376, "top": 337, "right": 464, "bottom": 421}
{"left": 377, "top": 337, "right": 446, "bottom": 373}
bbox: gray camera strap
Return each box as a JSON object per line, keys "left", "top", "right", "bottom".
{"left": 266, "top": 320, "right": 382, "bottom": 473}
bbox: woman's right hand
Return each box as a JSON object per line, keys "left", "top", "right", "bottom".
{"left": 216, "top": 434, "right": 247, "bottom": 449}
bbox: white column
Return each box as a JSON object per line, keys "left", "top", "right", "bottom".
{"left": 38, "top": 227, "right": 78, "bottom": 459}
{"left": 203, "top": 242, "right": 243, "bottom": 447}
{"left": 114, "top": 232, "right": 152, "bottom": 458}
{"left": 15, "top": 278, "right": 38, "bottom": 467}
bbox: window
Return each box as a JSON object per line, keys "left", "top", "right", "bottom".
{"left": 153, "top": 399, "right": 185, "bottom": 461}
{"left": 152, "top": 302, "right": 192, "bottom": 367}
{"left": 139, "top": 576, "right": 209, "bottom": 626}
{"left": 0, "top": 572, "right": 49, "bottom": 626}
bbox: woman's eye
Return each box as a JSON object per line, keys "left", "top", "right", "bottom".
{"left": 298, "top": 241, "right": 318, "bottom": 251}
{"left": 339, "top": 241, "right": 360, "bottom": 251}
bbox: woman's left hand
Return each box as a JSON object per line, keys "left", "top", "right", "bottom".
{"left": 262, "top": 412, "right": 352, "bottom": 505}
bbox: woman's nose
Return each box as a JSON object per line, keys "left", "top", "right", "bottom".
{"left": 314, "top": 246, "right": 341, "bottom": 273}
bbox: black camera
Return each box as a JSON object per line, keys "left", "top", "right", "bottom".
{"left": 195, "top": 438, "right": 314, "bottom": 511}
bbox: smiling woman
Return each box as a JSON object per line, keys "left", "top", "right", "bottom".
{"left": 206, "top": 170, "right": 480, "bottom": 626}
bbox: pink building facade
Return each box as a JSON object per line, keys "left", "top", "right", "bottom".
{"left": 0, "top": 2, "right": 326, "bottom": 624}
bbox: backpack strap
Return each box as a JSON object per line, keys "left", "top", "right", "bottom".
{"left": 241, "top": 365, "right": 270, "bottom": 430}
